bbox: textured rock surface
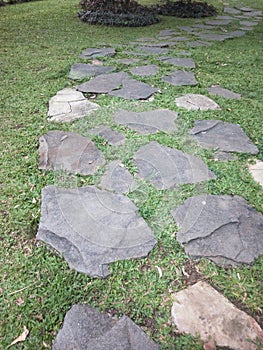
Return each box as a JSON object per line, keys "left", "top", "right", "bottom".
{"left": 37, "top": 186, "right": 157, "bottom": 277}
{"left": 89, "top": 125, "right": 125, "bottom": 146}
{"left": 190, "top": 120, "right": 259, "bottom": 154}
{"left": 171, "top": 281, "right": 263, "bottom": 350}
{"left": 39, "top": 131, "right": 105, "bottom": 175}
{"left": 160, "top": 57, "right": 195, "bottom": 68}
{"left": 47, "top": 88, "right": 99, "bottom": 122}
{"left": 114, "top": 109, "right": 179, "bottom": 134}
{"left": 195, "top": 33, "right": 229, "bottom": 41}
{"left": 175, "top": 94, "right": 221, "bottom": 111}
{"left": 214, "top": 151, "right": 238, "bottom": 162}
{"left": 68, "top": 63, "right": 115, "bottom": 80}
{"left": 79, "top": 47, "right": 116, "bottom": 59}
{"left": 53, "top": 305, "right": 159, "bottom": 350}
{"left": 208, "top": 85, "right": 241, "bottom": 99}
{"left": 109, "top": 78, "right": 157, "bottom": 100}
{"left": 133, "top": 142, "right": 216, "bottom": 189}
{"left": 162, "top": 71, "right": 197, "bottom": 86}
{"left": 171, "top": 194, "right": 263, "bottom": 266}
{"left": 139, "top": 46, "right": 169, "bottom": 55}
{"left": 130, "top": 64, "right": 159, "bottom": 76}
{"left": 249, "top": 161, "right": 263, "bottom": 187}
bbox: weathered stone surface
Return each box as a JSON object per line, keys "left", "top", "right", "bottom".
{"left": 187, "top": 41, "right": 212, "bottom": 48}
{"left": 79, "top": 47, "right": 116, "bottom": 59}
{"left": 47, "top": 88, "right": 99, "bottom": 123}
{"left": 175, "top": 94, "right": 221, "bottom": 111}
{"left": 89, "top": 125, "right": 125, "bottom": 146}
{"left": 134, "top": 41, "right": 170, "bottom": 48}
{"left": 99, "top": 160, "right": 137, "bottom": 194}
{"left": 171, "top": 36, "right": 191, "bottom": 41}
{"left": 139, "top": 46, "right": 169, "bottom": 55}
{"left": 130, "top": 64, "right": 159, "bottom": 76}
{"left": 249, "top": 161, "right": 263, "bottom": 187}
{"left": 116, "top": 58, "right": 140, "bottom": 65}
{"left": 190, "top": 120, "right": 259, "bottom": 154}
{"left": 109, "top": 78, "right": 157, "bottom": 100}
{"left": 39, "top": 131, "right": 105, "bottom": 175}
{"left": 192, "top": 24, "right": 214, "bottom": 29}
{"left": 171, "top": 194, "right": 263, "bottom": 266}
{"left": 133, "top": 142, "right": 216, "bottom": 189}
{"left": 214, "top": 151, "right": 238, "bottom": 162}
{"left": 239, "top": 20, "right": 258, "bottom": 26}
{"left": 171, "top": 281, "right": 263, "bottom": 350}
{"left": 225, "top": 30, "right": 245, "bottom": 38}
{"left": 205, "top": 19, "right": 232, "bottom": 25}
{"left": 177, "top": 26, "right": 195, "bottom": 33}
{"left": 68, "top": 63, "right": 115, "bottom": 80}
{"left": 224, "top": 7, "right": 241, "bottom": 15}
{"left": 53, "top": 305, "right": 159, "bottom": 350}
{"left": 162, "top": 71, "right": 197, "bottom": 86}
{"left": 37, "top": 186, "right": 157, "bottom": 277}
{"left": 195, "top": 33, "right": 229, "bottom": 41}
{"left": 114, "top": 109, "right": 179, "bottom": 134}
{"left": 160, "top": 57, "right": 195, "bottom": 68}
{"left": 208, "top": 85, "right": 241, "bottom": 99}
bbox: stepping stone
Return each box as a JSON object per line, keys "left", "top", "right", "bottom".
{"left": 79, "top": 47, "right": 116, "bottom": 59}
{"left": 171, "top": 281, "right": 263, "bottom": 350}
{"left": 130, "top": 64, "right": 159, "bottom": 76}
{"left": 133, "top": 142, "right": 216, "bottom": 190}
{"left": 53, "top": 305, "right": 159, "bottom": 350}
{"left": 240, "top": 26, "right": 254, "bottom": 31}
{"left": 239, "top": 20, "right": 258, "bottom": 26}
{"left": 195, "top": 33, "right": 229, "bottom": 41}
{"left": 39, "top": 131, "right": 105, "bottom": 175}
{"left": 116, "top": 58, "right": 140, "bottom": 65}
{"left": 175, "top": 94, "right": 221, "bottom": 111}
{"left": 205, "top": 19, "right": 232, "bottom": 25}
{"left": 208, "top": 85, "right": 241, "bottom": 99}
{"left": 216, "top": 15, "right": 234, "bottom": 20}
{"left": 224, "top": 7, "right": 241, "bottom": 15}
{"left": 187, "top": 41, "right": 212, "bottom": 48}
{"left": 171, "top": 36, "right": 191, "bottom": 41}
{"left": 109, "top": 78, "right": 157, "bottom": 100}
{"left": 177, "top": 26, "right": 195, "bottom": 33}
{"left": 171, "top": 194, "right": 263, "bottom": 266}
{"left": 226, "top": 30, "right": 246, "bottom": 38}
{"left": 160, "top": 57, "right": 195, "bottom": 68}
{"left": 37, "top": 185, "right": 157, "bottom": 277}
{"left": 189, "top": 120, "right": 259, "bottom": 154}
{"left": 134, "top": 41, "right": 170, "bottom": 48}
{"left": 139, "top": 46, "right": 169, "bottom": 55}
{"left": 162, "top": 71, "right": 197, "bottom": 86}
{"left": 237, "top": 6, "right": 255, "bottom": 12}
{"left": 192, "top": 24, "right": 215, "bottom": 29}
{"left": 47, "top": 88, "right": 99, "bottom": 123}
{"left": 68, "top": 63, "right": 115, "bottom": 80}
{"left": 114, "top": 109, "right": 179, "bottom": 134}
{"left": 159, "top": 29, "right": 179, "bottom": 36}
{"left": 99, "top": 160, "right": 137, "bottom": 194}
{"left": 89, "top": 125, "right": 125, "bottom": 146}
{"left": 249, "top": 161, "right": 263, "bottom": 187}
{"left": 214, "top": 151, "right": 238, "bottom": 162}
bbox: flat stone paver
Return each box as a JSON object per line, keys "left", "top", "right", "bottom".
{"left": 47, "top": 88, "right": 99, "bottom": 123}
{"left": 195, "top": 33, "right": 230, "bottom": 41}
{"left": 130, "top": 64, "right": 159, "bottom": 76}
{"left": 208, "top": 85, "right": 241, "bottom": 99}
{"left": 53, "top": 305, "right": 159, "bottom": 350}
{"left": 214, "top": 151, "right": 238, "bottom": 162}
{"left": 171, "top": 194, "right": 263, "bottom": 266}
{"left": 114, "top": 109, "right": 179, "bottom": 134}
{"left": 37, "top": 185, "right": 157, "bottom": 277}
{"left": 239, "top": 20, "right": 258, "bottom": 26}
{"left": 205, "top": 19, "right": 233, "bottom": 25}
{"left": 109, "top": 78, "right": 157, "bottom": 100}
{"left": 175, "top": 94, "right": 221, "bottom": 111}
{"left": 162, "top": 71, "right": 197, "bottom": 86}
{"left": 133, "top": 141, "right": 216, "bottom": 189}
{"left": 171, "top": 281, "right": 263, "bottom": 350}
{"left": 224, "top": 7, "right": 241, "bottom": 15}
{"left": 39, "top": 131, "right": 105, "bottom": 175}
{"left": 160, "top": 57, "right": 195, "bottom": 68}
{"left": 189, "top": 120, "right": 259, "bottom": 154}
{"left": 139, "top": 46, "right": 169, "bottom": 55}
{"left": 79, "top": 47, "right": 116, "bottom": 59}
{"left": 68, "top": 63, "right": 115, "bottom": 80}
{"left": 249, "top": 161, "right": 263, "bottom": 187}
{"left": 116, "top": 58, "right": 140, "bottom": 65}
{"left": 89, "top": 125, "right": 125, "bottom": 146}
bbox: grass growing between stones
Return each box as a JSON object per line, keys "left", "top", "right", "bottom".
{"left": 0, "top": 0, "right": 263, "bottom": 348}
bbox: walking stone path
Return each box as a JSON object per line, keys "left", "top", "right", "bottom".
{"left": 36, "top": 5, "right": 263, "bottom": 349}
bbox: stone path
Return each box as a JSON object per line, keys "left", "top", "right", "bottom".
{"left": 36, "top": 5, "right": 263, "bottom": 349}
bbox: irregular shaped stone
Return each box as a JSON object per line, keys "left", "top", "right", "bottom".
{"left": 171, "top": 281, "right": 263, "bottom": 349}
{"left": 89, "top": 125, "right": 125, "bottom": 146}
{"left": 175, "top": 94, "right": 221, "bottom": 111}
{"left": 187, "top": 41, "right": 212, "bottom": 48}
{"left": 177, "top": 26, "right": 195, "bottom": 33}
{"left": 114, "top": 109, "right": 179, "bottom": 134}
{"left": 68, "top": 63, "right": 115, "bottom": 80}
{"left": 240, "top": 26, "right": 254, "bottom": 31}
{"left": 109, "top": 78, "right": 157, "bottom": 100}
{"left": 195, "top": 33, "right": 229, "bottom": 41}
{"left": 99, "top": 160, "right": 137, "bottom": 194}
{"left": 237, "top": 6, "right": 255, "bottom": 12}
{"left": 171, "top": 36, "right": 191, "bottom": 41}
{"left": 205, "top": 19, "right": 232, "bottom": 25}
{"left": 37, "top": 186, "right": 157, "bottom": 277}
{"left": 139, "top": 46, "right": 169, "bottom": 55}
{"left": 162, "top": 71, "right": 197, "bottom": 86}
{"left": 239, "top": 20, "right": 258, "bottom": 26}
{"left": 214, "top": 151, "right": 238, "bottom": 162}
{"left": 249, "top": 161, "right": 263, "bottom": 187}
{"left": 39, "top": 131, "right": 105, "bottom": 175}
{"left": 134, "top": 41, "right": 170, "bottom": 48}
{"left": 53, "top": 305, "right": 159, "bottom": 350}
{"left": 190, "top": 120, "right": 259, "bottom": 154}
{"left": 160, "top": 57, "right": 195, "bottom": 68}
{"left": 79, "top": 47, "right": 116, "bottom": 59}
{"left": 47, "top": 88, "right": 99, "bottom": 122}
{"left": 133, "top": 142, "right": 216, "bottom": 189}
{"left": 224, "top": 7, "right": 241, "bottom": 15}
{"left": 208, "top": 85, "right": 241, "bottom": 99}
{"left": 171, "top": 194, "right": 263, "bottom": 266}
{"left": 192, "top": 24, "right": 215, "bottom": 29}
{"left": 225, "top": 30, "right": 245, "bottom": 38}
{"left": 116, "top": 58, "right": 140, "bottom": 65}
{"left": 130, "top": 64, "right": 159, "bottom": 76}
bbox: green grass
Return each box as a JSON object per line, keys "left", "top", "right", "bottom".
{"left": 0, "top": 0, "right": 263, "bottom": 348}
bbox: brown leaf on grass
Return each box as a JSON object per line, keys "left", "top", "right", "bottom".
{"left": 8, "top": 326, "right": 29, "bottom": 348}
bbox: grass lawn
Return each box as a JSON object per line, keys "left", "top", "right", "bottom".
{"left": 0, "top": 0, "right": 262, "bottom": 348}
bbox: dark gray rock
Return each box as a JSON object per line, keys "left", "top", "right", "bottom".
{"left": 190, "top": 120, "right": 259, "bottom": 154}
{"left": 236, "top": 6, "right": 254, "bottom": 12}
{"left": 225, "top": 30, "right": 245, "bottom": 38}
{"left": 114, "top": 109, "right": 179, "bottom": 134}
{"left": 109, "top": 78, "right": 157, "bottom": 100}
{"left": 192, "top": 24, "right": 215, "bottom": 29}
{"left": 239, "top": 20, "right": 258, "bottom": 26}
{"left": 195, "top": 33, "right": 230, "bottom": 41}
{"left": 224, "top": 7, "right": 241, "bottom": 15}
{"left": 39, "top": 131, "right": 105, "bottom": 175}
{"left": 187, "top": 41, "right": 212, "bottom": 48}
{"left": 205, "top": 19, "right": 232, "bottom": 25}
{"left": 79, "top": 47, "right": 116, "bottom": 59}
{"left": 130, "top": 64, "right": 159, "bottom": 76}
{"left": 162, "top": 71, "right": 197, "bottom": 86}
{"left": 171, "top": 194, "right": 263, "bottom": 266}
{"left": 177, "top": 26, "right": 195, "bottom": 33}
{"left": 53, "top": 305, "right": 160, "bottom": 350}
{"left": 37, "top": 186, "right": 157, "bottom": 277}
{"left": 133, "top": 142, "right": 216, "bottom": 189}
{"left": 89, "top": 125, "right": 125, "bottom": 146}
{"left": 134, "top": 41, "right": 170, "bottom": 48}
{"left": 171, "top": 36, "right": 191, "bottom": 41}
{"left": 207, "top": 85, "right": 241, "bottom": 99}
{"left": 175, "top": 94, "right": 221, "bottom": 111}
{"left": 160, "top": 57, "right": 195, "bottom": 68}
{"left": 68, "top": 63, "right": 115, "bottom": 80}
{"left": 214, "top": 151, "right": 238, "bottom": 162}
{"left": 116, "top": 58, "right": 140, "bottom": 65}
{"left": 139, "top": 46, "right": 169, "bottom": 55}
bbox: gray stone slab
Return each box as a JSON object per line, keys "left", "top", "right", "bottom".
{"left": 53, "top": 305, "right": 160, "bottom": 350}
{"left": 237, "top": 6, "right": 255, "bottom": 12}
{"left": 239, "top": 20, "right": 258, "bottom": 26}
{"left": 139, "top": 46, "right": 169, "bottom": 55}
{"left": 133, "top": 141, "right": 216, "bottom": 190}
{"left": 175, "top": 94, "right": 221, "bottom": 111}
{"left": 224, "top": 7, "right": 241, "bottom": 15}
{"left": 216, "top": 15, "right": 234, "bottom": 20}
{"left": 225, "top": 30, "right": 246, "bottom": 38}
{"left": 171, "top": 194, "right": 263, "bottom": 266}
{"left": 109, "top": 78, "right": 157, "bottom": 100}
{"left": 214, "top": 151, "right": 238, "bottom": 162}
{"left": 205, "top": 19, "right": 232, "bottom": 25}
{"left": 177, "top": 26, "right": 195, "bottom": 33}
{"left": 130, "top": 64, "right": 159, "bottom": 76}
{"left": 249, "top": 161, "right": 263, "bottom": 187}
{"left": 192, "top": 24, "right": 215, "bottom": 29}
{"left": 37, "top": 185, "right": 157, "bottom": 277}
{"left": 134, "top": 41, "right": 170, "bottom": 48}
{"left": 47, "top": 88, "right": 99, "bottom": 123}
{"left": 68, "top": 63, "right": 115, "bottom": 80}
{"left": 195, "top": 33, "right": 230, "bottom": 41}
{"left": 208, "top": 85, "right": 241, "bottom": 99}
{"left": 39, "top": 131, "right": 105, "bottom": 175}
{"left": 79, "top": 47, "right": 116, "bottom": 59}
{"left": 240, "top": 26, "right": 254, "bottom": 31}
{"left": 160, "top": 57, "right": 195, "bottom": 68}
{"left": 187, "top": 41, "right": 212, "bottom": 48}
{"left": 162, "top": 71, "right": 197, "bottom": 86}
{"left": 114, "top": 109, "right": 179, "bottom": 134}
{"left": 170, "top": 36, "right": 191, "bottom": 41}
{"left": 99, "top": 160, "right": 137, "bottom": 194}
{"left": 89, "top": 125, "right": 125, "bottom": 146}
{"left": 116, "top": 58, "right": 140, "bottom": 65}
{"left": 171, "top": 281, "right": 263, "bottom": 349}
{"left": 189, "top": 120, "right": 259, "bottom": 154}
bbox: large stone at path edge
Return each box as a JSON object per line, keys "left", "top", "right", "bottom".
{"left": 79, "top": 47, "right": 116, "bottom": 59}
{"left": 175, "top": 94, "right": 221, "bottom": 111}
{"left": 37, "top": 186, "right": 157, "bottom": 277}
{"left": 171, "top": 281, "right": 263, "bottom": 350}
{"left": 109, "top": 78, "right": 157, "bottom": 100}
{"left": 53, "top": 305, "right": 159, "bottom": 350}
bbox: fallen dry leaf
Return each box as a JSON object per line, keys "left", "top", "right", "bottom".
{"left": 8, "top": 326, "right": 29, "bottom": 348}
